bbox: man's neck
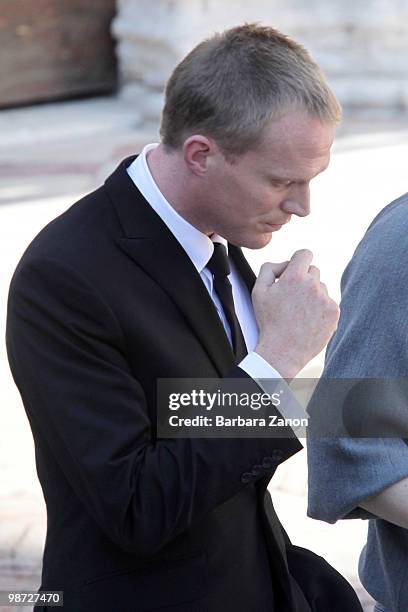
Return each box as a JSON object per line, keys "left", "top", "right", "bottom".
{"left": 147, "top": 145, "right": 212, "bottom": 236}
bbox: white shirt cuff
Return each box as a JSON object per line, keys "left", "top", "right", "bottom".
{"left": 238, "top": 351, "right": 308, "bottom": 438}
{"left": 238, "top": 350, "right": 283, "bottom": 380}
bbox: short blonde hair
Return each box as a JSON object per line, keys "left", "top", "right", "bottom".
{"left": 160, "top": 23, "right": 341, "bottom": 158}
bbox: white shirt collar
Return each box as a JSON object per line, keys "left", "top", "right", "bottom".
{"left": 126, "top": 143, "right": 227, "bottom": 274}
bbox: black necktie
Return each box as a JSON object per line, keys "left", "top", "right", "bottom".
{"left": 207, "top": 243, "right": 248, "bottom": 362}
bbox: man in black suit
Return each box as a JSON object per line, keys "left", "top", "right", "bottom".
{"left": 6, "top": 24, "right": 362, "bottom": 612}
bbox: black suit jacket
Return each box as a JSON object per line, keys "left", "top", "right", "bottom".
{"left": 6, "top": 157, "right": 362, "bottom": 612}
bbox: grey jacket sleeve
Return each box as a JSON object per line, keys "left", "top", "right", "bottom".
{"left": 307, "top": 193, "right": 408, "bottom": 523}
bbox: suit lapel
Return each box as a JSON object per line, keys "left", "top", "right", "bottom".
{"left": 105, "top": 156, "right": 237, "bottom": 375}
{"left": 118, "top": 236, "right": 237, "bottom": 375}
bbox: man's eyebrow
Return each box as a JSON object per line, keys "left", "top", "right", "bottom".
{"left": 268, "top": 162, "right": 330, "bottom": 183}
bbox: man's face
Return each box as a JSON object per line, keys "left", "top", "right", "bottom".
{"left": 199, "top": 110, "right": 336, "bottom": 248}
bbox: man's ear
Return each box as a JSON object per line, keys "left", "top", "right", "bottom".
{"left": 182, "top": 135, "right": 217, "bottom": 177}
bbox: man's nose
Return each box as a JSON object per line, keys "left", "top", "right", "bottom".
{"left": 282, "top": 183, "right": 310, "bottom": 217}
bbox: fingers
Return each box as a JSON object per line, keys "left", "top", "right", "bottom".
{"left": 320, "top": 281, "right": 328, "bottom": 295}
{"left": 309, "top": 269, "right": 330, "bottom": 298}
{"left": 256, "top": 255, "right": 327, "bottom": 295}
{"left": 308, "top": 265, "right": 320, "bottom": 282}
{"left": 283, "top": 249, "right": 314, "bottom": 279}
{"left": 257, "top": 261, "right": 290, "bottom": 286}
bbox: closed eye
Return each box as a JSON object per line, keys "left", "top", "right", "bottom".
{"left": 270, "top": 179, "right": 294, "bottom": 188}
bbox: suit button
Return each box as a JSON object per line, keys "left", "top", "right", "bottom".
{"left": 262, "top": 456, "right": 274, "bottom": 468}
{"left": 240, "top": 472, "right": 253, "bottom": 484}
{"left": 272, "top": 449, "right": 284, "bottom": 461}
{"left": 251, "top": 464, "right": 263, "bottom": 476}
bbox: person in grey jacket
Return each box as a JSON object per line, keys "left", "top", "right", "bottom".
{"left": 307, "top": 192, "right": 408, "bottom": 612}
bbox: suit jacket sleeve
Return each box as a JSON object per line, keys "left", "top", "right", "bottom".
{"left": 307, "top": 194, "right": 408, "bottom": 523}
{"left": 7, "top": 255, "right": 301, "bottom": 557}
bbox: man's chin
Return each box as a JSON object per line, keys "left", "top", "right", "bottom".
{"left": 239, "top": 232, "right": 273, "bottom": 249}
{"left": 226, "top": 230, "right": 273, "bottom": 249}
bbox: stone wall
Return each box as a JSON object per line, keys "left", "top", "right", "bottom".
{"left": 112, "top": 0, "right": 408, "bottom": 123}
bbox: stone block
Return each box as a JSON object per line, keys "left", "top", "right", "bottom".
{"left": 113, "top": 0, "right": 408, "bottom": 121}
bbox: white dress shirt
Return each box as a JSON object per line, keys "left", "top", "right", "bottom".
{"left": 126, "top": 143, "right": 281, "bottom": 381}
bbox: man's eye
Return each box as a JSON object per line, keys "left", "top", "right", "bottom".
{"left": 271, "top": 179, "right": 292, "bottom": 188}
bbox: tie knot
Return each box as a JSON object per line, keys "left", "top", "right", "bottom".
{"left": 207, "top": 243, "right": 230, "bottom": 278}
